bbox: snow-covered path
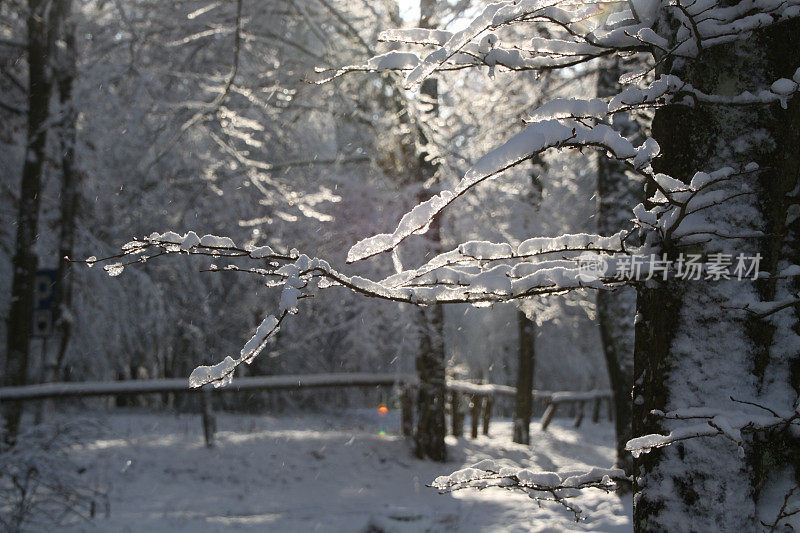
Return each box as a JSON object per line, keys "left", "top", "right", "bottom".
{"left": 62, "top": 409, "right": 631, "bottom": 532}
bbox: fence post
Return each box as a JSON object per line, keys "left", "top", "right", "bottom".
{"left": 592, "top": 397, "right": 601, "bottom": 423}
{"left": 541, "top": 401, "right": 557, "bottom": 431}
{"left": 200, "top": 389, "right": 216, "bottom": 448}
{"left": 450, "top": 391, "right": 464, "bottom": 437}
{"left": 400, "top": 386, "right": 414, "bottom": 436}
{"left": 482, "top": 396, "right": 493, "bottom": 436}
{"left": 574, "top": 401, "right": 585, "bottom": 427}
{"left": 470, "top": 395, "right": 480, "bottom": 439}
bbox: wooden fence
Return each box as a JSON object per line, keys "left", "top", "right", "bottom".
{"left": 0, "top": 374, "right": 611, "bottom": 447}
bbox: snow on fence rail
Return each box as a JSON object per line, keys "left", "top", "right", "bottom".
{"left": 442, "top": 380, "right": 612, "bottom": 438}
{"left": 0, "top": 372, "right": 414, "bottom": 401}
{"left": 539, "top": 389, "right": 613, "bottom": 431}
{"left": 0, "top": 375, "right": 611, "bottom": 447}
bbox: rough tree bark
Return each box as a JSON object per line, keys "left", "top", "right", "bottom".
{"left": 633, "top": 16, "right": 800, "bottom": 531}
{"left": 513, "top": 309, "right": 535, "bottom": 445}
{"left": 2, "top": 0, "right": 60, "bottom": 441}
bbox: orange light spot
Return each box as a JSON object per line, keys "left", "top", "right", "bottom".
{"left": 378, "top": 403, "right": 388, "bottom": 416}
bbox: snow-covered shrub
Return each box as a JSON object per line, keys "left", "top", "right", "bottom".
{"left": 0, "top": 421, "right": 106, "bottom": 532}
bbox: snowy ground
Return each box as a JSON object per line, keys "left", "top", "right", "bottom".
{"left": 59, "top": 409, "right": 632, "bottom": 532}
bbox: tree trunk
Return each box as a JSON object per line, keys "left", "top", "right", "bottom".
{"left": 513, "top": 310, "right": 535, "bottom": 444}
{"left": 596, "top": 57, "right": 640, "bottom": 476}
{"left": 414, "top": 302, "right": 446, "bottom": 461}
{"left": 412, "top": 105, "right": 447, "bottom": 460}
{"left": 51, "top": 1, "right": 77, "bottom": 383}
{"left": 2, "top": 0, "right": 58, "bottom": 441}
{"left": 596, "top": 289, "right": 634, "bottom": 476}
{"left": 412, "top": 0, "right": 446, "bottom": 462}
{"left": 633, "top": 17, "right": 800, "bottom": 531}
{"left": 450, "top": 390, "right": 464, "bottom": 436}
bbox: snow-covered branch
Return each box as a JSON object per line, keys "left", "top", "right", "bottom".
{"left": 726, "top": 295, "right": 800, "bottom": 320}
{"left": 762, "top": 485, "right": 800, "bottom": 532}
{"left": 430, "top": 459, "right": 628, "bottom": 521}
{"left": 527, "top": 69, "right": 800, "bottom": 125}
{"left": 80, "top": 229, "right": 632, "bottom": 387}
{"left": 0, "top": 421, "right": 107, "bottom": 531}
{"left": 140, "top": 0, "right": 245, "bottom": 174}
{"left": 315, "top": 0, "right": 800, "bottom": 92}
{"left": 625, "top": 398, "right": 800, "bottom": 458}
{"left": 631, "top": 163, "right": 766, "bottom": 249}
{"left": 347, "top": 119, "right": 658, "bottom": 263}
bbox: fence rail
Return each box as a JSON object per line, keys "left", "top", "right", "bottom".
{"left": 0, "top": 374, "right": 612, "bottom": 447}
{"left": 0, "top": 372, "right": 414, "bottom": 401}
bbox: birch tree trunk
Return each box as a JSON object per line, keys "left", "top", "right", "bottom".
{"left": 633, "top": 16, "right": 800, "bottom": 531}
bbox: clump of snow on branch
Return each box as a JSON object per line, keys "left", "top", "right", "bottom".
{"left": 346, "top": 118, "right": 655, "bottom": 263}
{"left": 626, "top": 400, "right": 800, "bottom": 458}
{"left": 430, "top": 459, "right": 628, "bottom": 521}
{"left": 317, "top": 0, "right": 800, "bottom": 89}
{"left": 87, "top": 222, "right": 634, "bottom": 389}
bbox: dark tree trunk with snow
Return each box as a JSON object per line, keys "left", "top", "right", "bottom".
{"left": 597, "top": 287, "right": 634, "bottom": 476}
{"left": 414, "top": 300, "right": 446, "bottom": 461}
{"left": 3, "top": 0, "right": 58, "bottom": 441}
{"left": 412, "top": 76, "right": 446, "bottom": 461}
{"left": 51, "top": 9, "right": 78, "bottom": 382}
{"left": 513, "top": 310, "right": 535, "bottom": 445}
{"left": 596, "top": 57, "right": 640, "bottom": 476}
{"left": 633, "top": 17, "right": 800, "bottom": 531}
{"left": 411, "top": 0, "right": 446, "bottom": 463}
